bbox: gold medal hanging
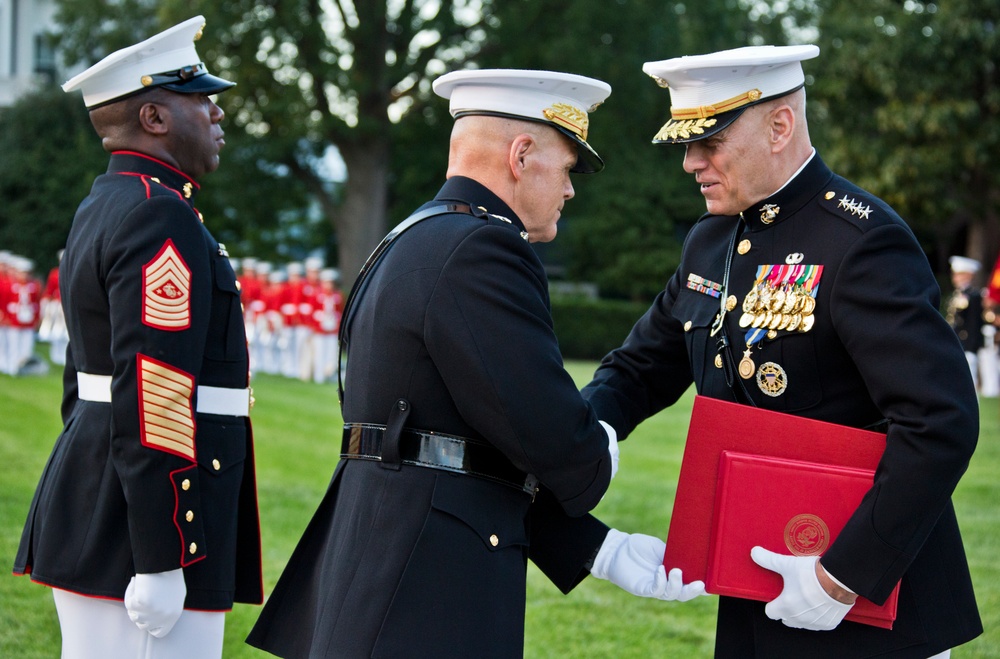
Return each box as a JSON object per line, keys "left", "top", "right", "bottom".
{"left": 738, "top": 344, "right": 756, "bottom": 379}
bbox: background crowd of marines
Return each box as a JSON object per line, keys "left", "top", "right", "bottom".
{"left": 0, "top": 248, "right": 344, "bottom": 384}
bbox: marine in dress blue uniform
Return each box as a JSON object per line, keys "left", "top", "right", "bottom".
{"left": 14, "top": 16, "right": 262, "bottom": 658}
{"left": 583, "top": 46, "right": 981, "bottom": 658}
{"left": 946, "top": 255, "right": 985, "bottom": 387}
{"left": 247, "top": 69, "right": 704, "bottom": 659}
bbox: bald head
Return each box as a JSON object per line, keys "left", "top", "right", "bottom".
{"left": 445, "top": 114, "right": 578, "bottom": 243}
{"left": 446, "top": 115, "right": 567, "bottom": 177}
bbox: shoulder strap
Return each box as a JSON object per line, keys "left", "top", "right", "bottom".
{"left": 337, "top": 203, "right": 475, "bottom": 406}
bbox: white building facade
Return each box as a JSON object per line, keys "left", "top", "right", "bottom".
{"left": 0, "top": 0, "right": 60, "bottom": 107}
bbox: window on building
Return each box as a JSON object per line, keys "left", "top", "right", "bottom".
{"left": 34, "top": 33, "right": 56, "bottom": 81}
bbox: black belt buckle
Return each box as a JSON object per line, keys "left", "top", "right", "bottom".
{"left": 341, "top": 424, "right": 535, "bottom": 493}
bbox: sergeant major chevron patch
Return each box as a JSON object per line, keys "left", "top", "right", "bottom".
{"left": 143, "top": 239, "right": 191, "bottom": 330}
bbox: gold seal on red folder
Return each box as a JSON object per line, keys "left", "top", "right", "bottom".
{"left": 784, "top": 513, "right": 830, "bottom": 556}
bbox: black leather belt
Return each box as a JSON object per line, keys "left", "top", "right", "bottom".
{"left": 341, "top": 423, "right": 538, "bottom": 494}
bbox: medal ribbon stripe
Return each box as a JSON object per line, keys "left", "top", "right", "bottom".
{"left": 687, "top": 272, "right": 724, "bottom": 298}
{"left": 138, "top": 354, "right": 196, "bottom": 460}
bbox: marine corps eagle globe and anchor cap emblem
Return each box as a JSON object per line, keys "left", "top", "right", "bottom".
{"left": 433, "top": 68, "right": 612, "bottom": 174}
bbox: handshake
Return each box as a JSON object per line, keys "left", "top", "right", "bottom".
{"left": 589, "top": 528, "right": 705, "bottom": 602}
{"left": 592, "top": 422, "right": 705, "bottom": 602}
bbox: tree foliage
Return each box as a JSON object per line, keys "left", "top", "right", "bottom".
{"left": 807, "top": 0, "right": 1000, "bottom": 272}
{"left": 464, "top": 0, "right": 815, "bottom": 300}
{"left": 0, "top": 86, "right": 106, "bottom": 272}
{"left": 4, "top": 0, "right": 997, "bottom": 293}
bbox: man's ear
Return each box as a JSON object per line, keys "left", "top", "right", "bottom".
{"left": 138, "top": 100, "right": 169, "bottom": 136}
{"left": 769, "top": 104, "right": 795, "bottom": 153}
{"left": 507, "top": 134, "right": 534, "bottom": 181}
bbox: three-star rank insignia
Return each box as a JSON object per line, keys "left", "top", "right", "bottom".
{"left": 143, "top": 239, "right": 191, "bottom": 331}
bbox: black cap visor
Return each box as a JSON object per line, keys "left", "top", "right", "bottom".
{"left": 159, "top": 68, "right": 235, "bottom": 95}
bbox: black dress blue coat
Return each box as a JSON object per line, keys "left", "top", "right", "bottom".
{"left": 583, "top": 154, "right": 982, "bottom": 658}
{"left": 14, "top": 152, "right": 263, "bottom": 611}
{"left": 247, "top": 176, "right": 613, "bottom": 658}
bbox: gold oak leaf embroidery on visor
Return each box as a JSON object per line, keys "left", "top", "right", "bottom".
{"left": 143, "top": 239, "right": 191, "bottom": 330}
{"left": 137, "top": 354, "right": 196, "bottom": 460}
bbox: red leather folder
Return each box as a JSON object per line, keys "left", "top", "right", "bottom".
{"left": 663, "top": 395, "right": 899, "bottom": 629}
{"left": 708, "top": 451, "right": 898, "bottom": 628}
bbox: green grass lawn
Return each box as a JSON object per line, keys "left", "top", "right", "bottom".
{"left": 2, "top": 360, "right": 997, "bottom": 657}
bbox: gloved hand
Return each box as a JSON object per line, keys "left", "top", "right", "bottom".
{"left": 590, "top": 528, "right": 706, "bottom": 601}
{"left": 751, "top": 546, "right": 855, "bottom": 631}
{"left": 599, "top": 421, "right": 619, "bottom": 480}
{"left": 124, "top": 568, "right": 187, "bottom": 638}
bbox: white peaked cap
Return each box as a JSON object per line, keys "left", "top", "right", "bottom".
{"left": 62, "top": 16, "right": 234, "bottom": 109}
{"left": 433, "top": 69, "right": 611, "bottom": 173}
{"left": 642, "top": 45, "right": 819, "bottom": 144}
{"left": 949, "top": 256, "right": 981, "bottom": 274}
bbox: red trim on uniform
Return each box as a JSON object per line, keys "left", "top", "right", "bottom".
{"left": 111, "top": 151, "right": 201, "bottom": 192}
{"left": 246, "top": 417, "right": 266, "bottom": 603}
{"left": 171, "top": 464, "right": 207, "bottom": 568}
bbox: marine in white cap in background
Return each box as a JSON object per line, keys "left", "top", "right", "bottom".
{"left": 582, "top": 45, "right": 982, "bottom": 657}
{"left": 13, "top": 16, "right": 263, "bottom": 659}
{"left": 946, "top": 255, "right": 986, "bottom": 390}
{"left": 247, "top": 67, "right": 704, "bottom": 658}
{"left": 0, "top": 251, "right": 14, "bottom": 374}
{"left": 2, "top": 256, "right": 42, "bottom": 374}
{"left": 308, "top": 266, "right": 344, "bottom": 384}
{"left": 37, "top": 248, "right": 70, "bottom": 367}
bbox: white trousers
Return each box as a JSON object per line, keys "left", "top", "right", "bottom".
{"left": 53, "top": 589, "right": 225, "bottom": 659}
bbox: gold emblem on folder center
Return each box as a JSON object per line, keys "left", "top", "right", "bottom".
{"left": 784, "top": 513, "right": 830, "bottom": 556}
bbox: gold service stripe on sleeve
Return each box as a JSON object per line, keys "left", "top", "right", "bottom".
{"left": 138, "top": 355, "right": 195, "bottom": 460}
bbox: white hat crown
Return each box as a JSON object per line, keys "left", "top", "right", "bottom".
{"left": 433, "top": 68, "right": 612, "bottom": 173}
{"left": 62, "top": 16, "right": 232, "bottom": 108}
{"left": 642, "top": 45, "right": 819, "bottom": 143}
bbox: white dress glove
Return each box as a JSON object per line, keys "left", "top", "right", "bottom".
{"left": 590, "top": 528, "right": 706, "bottom": 601}
{"left": 750, "top": 546, "right": 854, "bottom": 631}
{"left": 599, "top": 420, "right": 619, "bottom": 480}
{"left": 124, "top": 568, "right": 187, "bottom": 638}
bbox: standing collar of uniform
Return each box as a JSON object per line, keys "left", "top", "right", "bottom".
{"left": 433, "top": 175, "right": 525, "bottom": 232}
{"left": 107, "top": 151, "right": 201, "bottom": 202}
{"left": 739, "top": 151, "right": 833, "bottom": 231}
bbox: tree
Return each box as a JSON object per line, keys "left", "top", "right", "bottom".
{"left": 465, "top": 0, "right": 815, "bottom": 300}
{"left": 0, "top": 86, "right": 107, "bottom": 272}
{"left": 52, "top": 1, "right": 501, "bottom": 288}
{"left": 807, "top": 0, "right": 1000, "bottom": 273}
